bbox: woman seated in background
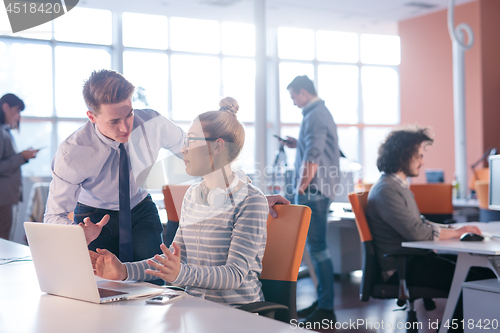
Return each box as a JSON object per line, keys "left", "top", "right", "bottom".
{"left": 90, "top": 97, "right": 269, "bottom": 306}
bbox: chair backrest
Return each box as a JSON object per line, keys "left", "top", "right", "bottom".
{"left": 162, "top": 185, "right": 190, "bottom": 247}
{"left": 475, "top": 180, "right": 500, "bottom": 221}
{"left": 259, "top": 204, "right": 311, "bottom": 323}
{"left": 475, "top": 180, "right": 489, "bottom": 209}
{"left": 348, "top": 191, "right": 382, "bottom": 302}
{"left": 470, "top": 168, "right": 489, "bottom": 191}
{"left": 349, "top": 191, "right": 371, "bottom": 242}
{"left": 409, "top": 183, "right": 453, "bottom": 215}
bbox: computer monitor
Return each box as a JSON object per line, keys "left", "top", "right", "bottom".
{"left": 488, "top": 154, "right": 500, "bottom": 210}
{"left": 426, "top": 169, "right": 444, "bottom": 183}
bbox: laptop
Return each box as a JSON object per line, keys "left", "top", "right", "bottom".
{"left": 24, "top": 222, "right": 163, "bottom": 303}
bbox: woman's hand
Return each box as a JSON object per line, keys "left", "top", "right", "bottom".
{"left": 145, "top": 242, "right": 181, "bottom": 282}
{"left": 89, "top": 248, "right": 127, "bottom": 281}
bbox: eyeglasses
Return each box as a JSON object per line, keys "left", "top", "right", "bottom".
{"left": 183, "top": 136, "right": 218, "bottom": 148}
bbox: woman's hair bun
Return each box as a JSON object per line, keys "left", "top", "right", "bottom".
{"left": 219, "top": 96, "right": 239, "bottom": 116}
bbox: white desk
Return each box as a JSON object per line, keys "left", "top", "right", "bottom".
{"left": 402, "top": 222, "right": 500, "bottom": 333}
{"left": 462, "top": 279, "right": 500, "bottom": 332}
{"left": 327, "top": 202, "right": 360, "bottom": 276}
{"left": 0, "top": 239, "right": 296, "bottom": 333}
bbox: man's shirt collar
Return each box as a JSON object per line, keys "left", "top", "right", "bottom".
{"left": 301, "top": 97, "right": 322, "bottom": 116}
{"left": 387, "top": 173, "right": 410, "bottom": 189}
{"left": 93, "top": 123, "right": 122, "bottom": 150}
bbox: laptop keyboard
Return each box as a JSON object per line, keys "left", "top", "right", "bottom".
{"left": 98, "top": 288, "right": 128, "bottom": 298}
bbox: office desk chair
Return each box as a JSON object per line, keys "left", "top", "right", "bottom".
{"left": 348, "top": 191, "right": 448, "bottom": 333}
{"left": 238, "top": 205, "right": 311, "bottom": 323}
{"left": 475, "top": 180, "right": 500, "bottom": 222}
{"left": 469, "top": 167, "right": 489, "bottom": 192}
{"left": 410, "top": 184, "right": 454, "bottom": 223}
{"left": 162, "top": 185, "right": 191, "bottom": 247}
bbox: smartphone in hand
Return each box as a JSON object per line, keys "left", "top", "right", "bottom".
{"left": 273, "top": 134, "right": 288, "bottom": 143}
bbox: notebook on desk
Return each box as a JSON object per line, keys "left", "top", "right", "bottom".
{"left": 24, "top": 222, "right": 163, "bottom": 304}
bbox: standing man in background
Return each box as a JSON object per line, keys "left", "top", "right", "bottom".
{"left": 282, "top": 75, "right": 340, "bottom": 324}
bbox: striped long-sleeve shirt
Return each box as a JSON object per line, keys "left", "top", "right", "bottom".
{"left": 124, "top": 181, "right": 268, "bottom": 306}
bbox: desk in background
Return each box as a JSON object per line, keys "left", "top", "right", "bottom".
{"left": 0, "top": 239, "right": 295, "bottom": 333}
{"left": 402, "top": 222, "right": 500, "bottom": 333}
{"left": 327, "top": 202, "right": 360, "bottom": 276}
{"left": 453, "top": 198, "right": 480, "bottom": 222}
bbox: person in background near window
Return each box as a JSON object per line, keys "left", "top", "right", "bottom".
{"left": 90, "top": 97, "right": 269, "bottom": 306}
{"left": 0, "top": 93, "right": 39, "bottom": 239}
{"left": 281, "top": 75, "right": 340, "bottom": 324}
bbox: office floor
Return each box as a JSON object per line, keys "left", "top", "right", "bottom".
{"left": 296, "top": 272, "right": 446, "bottom": 332}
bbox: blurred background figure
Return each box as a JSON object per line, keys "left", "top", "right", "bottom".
{"left": 0, "top": 93, "right": 39, "bottom": 240}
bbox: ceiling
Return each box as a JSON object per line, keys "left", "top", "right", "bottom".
{"left": 79, "top": 0, "right": 477, "bottom": 34}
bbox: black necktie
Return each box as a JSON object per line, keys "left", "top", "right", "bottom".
{"left": 119, "top": 143, "right": 133, "bottom": 262}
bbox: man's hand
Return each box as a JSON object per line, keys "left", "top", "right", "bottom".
{"left": 267, "top": 194, "right": 291, "bottom": 218}
{"left": 145, "top": 242, "right": 181, "bottom": 282}
{"left": 284, "top": 136, "right": 297, "bottom": 149}
{"left": 79, "top": 214, "right": 110, "bottom": 245}
{"left": 439, "top": 225, "right": 482, "bottom": 240}
{"left": 89, "top": 248, "right": 127, "bottom": 280}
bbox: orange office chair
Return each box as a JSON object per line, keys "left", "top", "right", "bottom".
{"left": 410, "top": 184, "right": 454, "bottom": 223}
{"left": 475, "top": 180, "right": 500, "bottom": 222}
{"left": 469, "top": 168, "right": 489, "bottom": 192}
{"left": 348, "top": 191, "right": 448, "bottom": 333}
{"left": 162, "top": 185, "right": 191, "bottom": 247}
{"left": 238, "top": 205, "right": 311, "bottom": 323}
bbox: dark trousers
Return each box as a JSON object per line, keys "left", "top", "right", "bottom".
{"left": 0, "top": 204, "right": 13, "bottom": 240}
{"left": 295, "top": 192, "right": 334, "bottom": 311}
{"left": 74, "top": 194, "right": 163, "bottom": 262}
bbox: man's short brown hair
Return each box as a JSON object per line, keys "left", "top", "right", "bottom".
{"left": 82, "top": 69, "right": 135, "bottom": 113}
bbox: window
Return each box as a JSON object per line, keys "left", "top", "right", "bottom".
{"left": 360, "top": 34, "right": 401, "bottom": 66}
{"left": 363, "top": 127, "right": 392, "bottom": 182}
{"left": 0, "top": 7, "right": 113, "bottom": 176}
{"left": 55, "top": 46, "right": 112, "bottom": 117}
{"left": 170, "top": 17, "right": 219, "bottom": 54}
{"left": 123, "top": 51, "right": 169, "bottom": 112}
{"left": 222, "top": 58, "right": 255, "bottom": 123}
{"left": 170, "top": 54, "right": 220, "bottom": 121}
{"left": 2, "top": 7, "right": 400, "bottom": 186}
{"left": 278, "top": 28, "right": 401, "bottom": 184}
{"left": 54, "top": 7, "right": 112, "bottom": 45}
{"left": 57, "top": 121, "right": 86, "bottom": 145}
{"left": 279, "top": 62, "right": 314, "bottom": 124}
{"left": 11, "top": 122, "right": 53, "bottom": 176}
{"left": 278, "top": 27, "right": 314, "bottom": 60}
{"left": 316, "top": 31, "right": 358, "bottom": 63}
{"left": 2, "top": 10, "right": 259, "bottom": 179}
{"left": 0, "top": 42, "right": 53, "bottom": 117}
{"left": 318, "top": 64, "right": 359, "bottom": 124}
{"left": 221, "top": 22, "right": 255, "bottom": 56}
{"left": 122, "top": 12, "right": 168, "bottom": 50}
